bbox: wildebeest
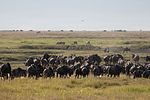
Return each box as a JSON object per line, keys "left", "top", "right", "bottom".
{"left": 43, "top": 53, "right": 50, "bottom": 60}
{"left": 11, "top": 67, "right": 26, "bottom": 78}
{"left": 25, "top": 57, "right": 34, "bottom": 66}
{"left": 0, "top": 63, "right": 12, "bottom": 80}
{"left": 133, "top": 70, "right": 143, "bottom": 79}
{"left": 107, "top": 64, "right": 124, "bottom": 77}
{"left": 81, "top": 66, "right": 90, "bottom": 78}
{"left": 104, "top": 47, "right": 109, "bottom": 53}
{"left": 145, "top": 56, "right": 150, "bottom": 62}
{"left": 87, "top": 54, "right": 102, "bottom": 65}
{"left": 27, "top": 64, "right": 44, "bottom": 79}
{"left": 132, "top": 54, "right": 140, "bottom": 63}
{"left": 75, "top": 66, "right": 90, "bottom": 78}
{"left": 125, "top": 61, "right": 134, "bottom": 76}
{"left": 142, "top": 70, "right": 150, "bottom": 78}
{"left": 56, "top": 65, "right": 73, "bottom": 78}
{"left": 92, "top": 65, "right": 103, "bottom": 77}
{"left": 75, "top": 67, "right": 82, "bottom": 78}
{"left": 3, "top": 52, "right": 149, "bottom": 80}
{"left": 123, "top": 47, "right": 130, "bottom": 53}
{"left": 103, "top": 55, "right": 111, "bottom": 65}
{"left": 43, "top": 67, "right": 55, "bottom": 78}
{"left": 110, "top": 54, "right": 124, "bottom": 64}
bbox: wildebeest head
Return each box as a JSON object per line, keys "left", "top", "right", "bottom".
{"left": 25, "top": 57, "right": 34, "bottom": 66}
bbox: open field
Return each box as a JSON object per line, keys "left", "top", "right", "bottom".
{"left": 0, "top": 76, "right": 150, "bottom": 100}
{"left": 0, "top": 31, "right": 150, "bottom": 100}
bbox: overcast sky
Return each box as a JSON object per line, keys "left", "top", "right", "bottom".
{"left": 0, "top": 0, "right": 150, "bottom": 30}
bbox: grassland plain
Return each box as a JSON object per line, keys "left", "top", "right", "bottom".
{"left": 0, "top": 31, "right": 150, "bottom": 100}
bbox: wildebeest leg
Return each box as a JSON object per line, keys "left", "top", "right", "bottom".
{"left": 113, "top": 75, "right": 116, "bottom": 78}
{"left": 110, "top": 74, "right": 112, "bottom": 77}
{"left": 107, "top": 74, "right": 109, "bottom": 77}
{"left": 8, "top": 73, "right": 11, "bottom": 81}
{"left": 56, "top": 73, "right": 59, "bottom": 78}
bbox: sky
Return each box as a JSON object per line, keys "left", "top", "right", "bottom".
{"left": 0, "top": 0, "right": 150, "bottom": 31}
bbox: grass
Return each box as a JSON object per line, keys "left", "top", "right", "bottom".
{"left": 0, "top": 76, "right": 150, "bottom": 100}
{"left": 0, "top": 31, "right": 150, "bottom": 100}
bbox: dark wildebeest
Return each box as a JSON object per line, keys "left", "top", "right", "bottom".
{"left": 43, "top": 67, "right": 55, "bottom": 78}
{"left": 133, "top": 70, "right": 143, "bottom": 79}
{"left": 145, "top": 63, "right": 150, "bottom": 70}
{"left": 25, "top": 57, "right": 34, "bottom": 66}
{"left": 103, "top": 55, "right": 109, "bottom": 64}
{"left": 132, "top": 54, "right": 140, "bottom": 63}
{"left": 125, "top": 61, "right": 134, "bottom": 76}
{"left": 81, "top": 66, "right": 90, "bottom": 78}
{"left": 11, "top": 68, "right": 26, "bottom": 78}
{"left": 110, "top": 54, "right": 124, "bottom": 64}
{"left": 56, "top": 65, "right": 73, "bottom": 78}
{"left": 75, "top": 64, "right": 90, "bottom": 78}
{"left": 41, "top": 58, "right": 49, "bottom": 68}
{"left": 0, "top": 63, "right": 12, "bottom": 80}
{"left": 43, "top": 53, "right": 50, "bottom": 60}
{"left": 104, "top": 48, "right": 109, "bottom": 53}
{"left": 87, "top": 54, "right": 102, "bottom": 65}
{"left": 92, "top": 65, "right": 103, "bottom": 77}
{"left": 27, "top": 64, "right": 44, "bottom": 79}
{"left": 75, "top": 67, "right": 82, "bottom": 78}
{"left": 145, "top": 56, "right": 150, "bottom": 62}
{"left": 142, "top": 70, "right": 150, "bottom": 78}
{"left": 123, "top": 47, "right": 130, "bottom": 53}
{"left": 107, "top": 64, "right": 124, "bottom": 77}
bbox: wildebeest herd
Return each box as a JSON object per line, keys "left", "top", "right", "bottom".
{"left": 0, "top": 53, "right": 150, "bottom": 80}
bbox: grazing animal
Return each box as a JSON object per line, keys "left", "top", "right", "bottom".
{"left": 145, "top": 56, "right": 150, "bottom": 62}
{"left": 103, "top": 55, "right": 111, "bottom": 65}
{"left": 132, "top": 54, "right": 140, "bottom": 63}
{"left": 43, "top": 67, "right": 55, "bottom": 78}
{"left": 133, "top": 70, "right": 143, "bottom": 79}
{"left": 43, "top": 53, "right": 50, "bottom": 60}
{"left": 11, "top": 68, "right": 26, "bottom": 78}
{"left": 125, "top": 61, "right": 134, "bottom": 76}
{"left": 87, "top": 54, "right": 102, "bottom": 65}
{"left": 92, "top": 65, "right": 103, "bottom": 77}
{"left": 75, "top": 67, "right": 82, "bottom": 78}
{"left": 107, "top": 64, "right": 123, "bottom": 77}
{"left": 104, "top": 48, "right": 109, "bottom": 53}
{"left": 81, "top": 67, "right": 90, "bottom": 78}
{"left": 123, "top": 47, "right": 130, "bottom": 53}
{"left": 27, "top": 64, "right": 44, "bottom": 79}
{"left": 0, "top": 63, "right": 12, "bottom": 80}
{"left": 56, "top": 65, "right": 72, "bottom": 78}
{"left": 75, "top": 65, "right": 90, "bottom": 78}
{"left": 110, "top": 54, "right": 124, "bottom": 64}
{"left": 25, "top": 57, "right": 34, "bottom": 66}
{"left": 142, "top": 70, "right": 150, "bottom": 78}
